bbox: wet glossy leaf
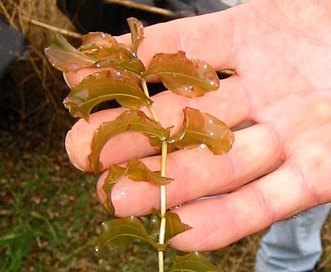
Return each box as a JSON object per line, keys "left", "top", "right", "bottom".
{"left": 147, "top": 210, "right": 160, "bottom": 242}
{"left": 171, "top": 252, "right": 223, "bottom": 272}
{"left": 79, "top": 32, "right": 132, "bottom": 59}
{"left": 146, "top": 210, "right": 191, "bottom": 243}
{"left": 63, "top": 70, "right": 151, "bottom": 119}
{"left": 168, "top": 107, "right": 234, "bottom": 154}
{"left": 45, "top": 35, "right": 95, "bottom": 72}
{"left": 102, "top": 160, "right": 173, "bottom": 215}
{"left": 133, "top": 160, "right": 171, "bottom": 183}
{"left": 80, "top": 32, "right": 119, "bottom": 50}
{"left": 125, "top": 160, "right": 173, "bottom": 184}
{"left": 144, "top": 51, "right": 220, "bottom": 97}
{"left": 95, "top": 58, "right": 145, "bottom": 77}
{"left": 80, "top": 32, "right": 145, "bottom": 77}
{"left": 79, "top": 32, "right": 146, "bottom": 75}
{"left": 127, "top": 17, "right": 144, "bottom": 56}
{"left": 46, "top": 33, "right": 146, "bottom": 77}
{"left": 89, "top": 110, "right": 170, "bottom": 172}
{"left": 165, "top": 211, "right": 191, "bottom": 242}
{"left": 80, "top": 32, "right": 146, "bottom": 76}
{"left": 95, "top": 217, "right": 158, "bottom": 258}
{"left": 102, "top": 164, "right": 124, "bottom": 215}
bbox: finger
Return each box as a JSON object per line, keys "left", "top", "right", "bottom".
{"left": 166, "top": 166, "right": 311, "bottom": 253}
{"left": 66, "top": 75, "right": 252, "bottom": 172}
{"left": 96, "top": 123, "right": 283, "bottom": 216}
{"left": 65, "top": 7, "right": 240, "bottom": 87}
{"left": 161, "top": 124, "right": 331, "bottom": 252}
{"left": 117, "top": 9, "right": 238, "bottom": 70}
{"left": 284, "top": 123, "right": 331, "bottom": 204}
{"left": 164, "top": 165, "right": 320, "bottom": 252}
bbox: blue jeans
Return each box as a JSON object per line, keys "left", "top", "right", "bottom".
{"left": 255, "top": 203, "right": 331, "bottom": 272}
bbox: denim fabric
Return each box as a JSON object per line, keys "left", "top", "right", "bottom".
{"left": 255, "top": 204, "right": 331, "bottom": 272}
{"left": 219, "top": 0, "right": 249, "bottom": 7}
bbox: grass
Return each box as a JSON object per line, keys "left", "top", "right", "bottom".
{"left": 0, "top": 152, "right": 101, "bottom": 271}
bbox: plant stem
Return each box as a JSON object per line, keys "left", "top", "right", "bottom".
{"left": 141, "top": 78, "right": 168, "bottom": 272}
{"left": 21, "top": 16, "right": 82, "bottom": 39}
{"left": 159, "top": 140, "right": 168, "bottom": 228}
{"left": 158, "top": 140, "right": 168, "bottom": 272}
{"left": 141, "top": 79, "right": 159, "bottom": 121}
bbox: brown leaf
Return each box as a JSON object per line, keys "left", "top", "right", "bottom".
{"left": 89, "top": 110, "right": 170, "bottom": 172}
{"left": 63, "top": 70, "right": 151, "bottom": 119}
{"left": 144, "top": 51, "right": 220, "bottom": 97}
{"left": 169, "top": 107, "right": 234, "bottom": 154}
{"left": 102, "top": 160, "right": 173, "bottom": 215}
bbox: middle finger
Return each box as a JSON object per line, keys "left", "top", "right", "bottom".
{"left": 97, "top": 123, "right": 283, "bottom": 216}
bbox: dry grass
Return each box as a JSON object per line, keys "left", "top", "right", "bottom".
{"left": 0, "top": 0, "right": 78, "bottom": 47}
{"left": 0, "top": 0, "right": 80, "bottom": 151}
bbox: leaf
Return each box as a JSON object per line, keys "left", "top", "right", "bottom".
{"left": 95, "top": 217, "right": 158, "bottom": 258}
{"left": 171, "top": 252, "right": 223, "bottom": 272}
{"left": 102, "top": 164, "right": 126, "bottom": 215}
{"left": 95, "top": 58, "right": 146, "bottom": 77}
{"left": 102, "top": 160, "right": 173, "bottom": 215}
{"left": 79, "top": 32, "right": 146, "bottom": 76}
{"left": 45, "top": 35, "right": 95, "bottom": 72}
{"left": 127, "top": 17, "right": 144, "bottom": 56}
{"left": 46, "top": 33, "right": 146, "bottom": 77}
{"left": 144, "top": 51, "right": 220, "bottom": 97}
{"left": 89, "top": 110, "right": 170, "bottom": 172}
{"left": 79, "top": 32, "right": 133, "bottom": 60}
{"left": 168, "top": 107, "right": 234, "bottom": 155}
{"left": 124, "top": 160, "right": 173, "bottom": 184}
{"left": 165, "top": 211, "right": 192, "bottom": 242}
{"left": 80, "top": 32, "right": 119, "bottom": 50}
{"left": 63, "top": 70, "right": 151, "bottom": 119}
{"left": 146, "top": 210, "right": 160, "bottom": 242}
{"left": 146, "top": 210, "right": 191, "bottom": 243}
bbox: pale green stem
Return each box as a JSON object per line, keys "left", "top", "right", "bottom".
{"left": 158, "top": 141, "right": 168, "bottom": 272}
{"left": 141, "top": 77, "right": 168, "bottom": 272}
{"left": 141, "top": 78, "right": 159, "bottom": 122}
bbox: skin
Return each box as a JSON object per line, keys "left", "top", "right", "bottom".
{"left": 65, "top": 0, "right": 331, "bottom": 252}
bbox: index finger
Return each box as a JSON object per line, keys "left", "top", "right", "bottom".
{"left": 116, "top": 9, "right": 237, "bottom": 70}
{"left": 65, "top": 75, "right": 251, "bottom": 172}
{"left": 65, "top": 9, "right": 237, "bottom": 87}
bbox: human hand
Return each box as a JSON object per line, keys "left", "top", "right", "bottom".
{"left": 65, "top": 0, "right": 331, "bottom": 252}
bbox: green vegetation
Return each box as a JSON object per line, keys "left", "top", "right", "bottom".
{"left": 0, "top": 152, "right": 99, "bottom": 271}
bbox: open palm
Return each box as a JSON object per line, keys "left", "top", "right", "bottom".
{"left": 65, "top": 0, "right": 331, "bottom": 251}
